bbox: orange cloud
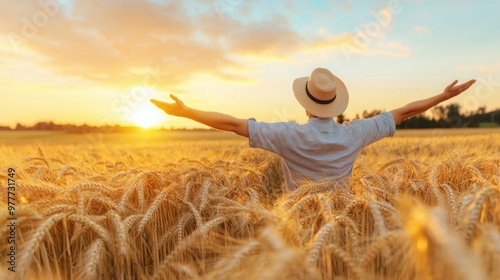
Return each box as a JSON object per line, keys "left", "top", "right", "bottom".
{"left": 304, "top": 1, "right": 408, "bottom": 60}
{"left": 0, "top": 1, "right": 304, "bottom": 90}
{"left": 307, "top": 32, "right": 410, "bottom": 60}
{"left": 0, "top": 0, "right": 412, "bottom": 90}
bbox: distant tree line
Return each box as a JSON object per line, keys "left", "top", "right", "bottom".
{"left": 1, "top": 104, "right": 499, "bottom": 132}
{"left": 397, "top": 105, "right": 500, "bottom": 129}
{"left": 336, "top": 104, "right": 500, "bottom": 129}
{"left": 0, "top": 122, "right": 144, "bottom": 133}
{"left": 0, "top": 122, "right": 217, "bottom": 133}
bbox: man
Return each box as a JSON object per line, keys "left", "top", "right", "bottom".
{"left": 151, "top": 68, "right": 476, "bottom": 190}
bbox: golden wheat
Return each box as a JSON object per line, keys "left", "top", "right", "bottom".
{"left": 77, "top": 238, "right": 106, "bottom": 280}
{"left": 18, "top": 213, "right": 66, "bottom": 279}
{"left": 1, "top": 132, "right": 499, "bottom": 279}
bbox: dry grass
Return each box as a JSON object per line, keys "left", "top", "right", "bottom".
{"left": 0, "top": 133, "right": 499, "bottom": 280}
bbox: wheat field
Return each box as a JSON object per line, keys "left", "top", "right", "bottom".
{"left": 0, "top": 131, "right": 499, "bottom": 280}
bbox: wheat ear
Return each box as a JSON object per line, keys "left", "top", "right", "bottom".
{"left": 290, "top": 195, "right": 319, "bottom": 217}
{"left": 441, "top": 183, "right": 458, "bottom": 223}
{"left": 369, "top": 200, "right": 387, "bottom": 235}
{"left": 306, "top": 222, "right": 334, "bottom": 265}
{"left": 183, "top": 181, "right": 194, "bottom": 202}
{"left": 429, "top": 163, "right": 443, "bottom": 188}
{"left": 153, "top": 217, "right": 227, "bottom": 280}
{"left": 106, "top": 210, "right": 128, "bottom": 257}
{"left": 183, "top": 200, "right": 203, "bottom": 228}
{"left": 24, "top": 156, "right": 50, "bottom": 167}
{"left": 137, "top": 188, "right": 170, "bottom": 233}
{"left": 325, "top": 244, "right": 368, "bottom": 280}
{"left": 212, "top": 240, "right": 260, "bottom": 276}
{"left": 123, "top": 214, "right": 144, "bottom": 232}
{"left": 199, "top": 180, "right": 211, "bottom": 211}
{"left": 461, "top": 187, "right": 499, "bottom": 242}
{"left": 41, "top": 204, "right": 77, "bottom": 216}
{"left": 67, "top": 214, "right": 111, "bottom": 245}
{"left": 168, "top": 263, "right": 201, "bottom": 280}
{"left": 360, "top": 231, "right": 406, "bottom": 267}
{"left": 466, "top": 165, "right": 493, "bottom": 186}
{"left": 18, "top": 213, "right": 66, "bottom": 279}
{"left": 378, "top": 158, "right": 405, "bottom": 171}
{"left": 78, "top": 239, "right": 106, "bottom": 280}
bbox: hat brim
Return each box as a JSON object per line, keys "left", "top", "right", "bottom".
{"left": 293, "top": 75, "right": 349, "bottom": 118}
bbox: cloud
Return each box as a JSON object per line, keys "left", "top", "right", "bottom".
{"left": 413, "top": 25, "right": 429, "bottom": 33}
{"left": 306, "top": 32, "right": 411, "bottom": 59}
{"left": 0, "top": 0, "right": 304, "bottom": 90}
{"left": 339, "top": 1, "right": 353, "bottom": 10}
{"left": 304, "top": 1, "right": 410, "bottom": 59}
{"left": 306, "top": 33, "right": 357, "bottom": 51}
{"left": 456, "top": 61, "right": 500, "bottom": 73}
{"left": 0, "top": 0, "right": 413, "bottom": 90}
{"left": 370, "top": 41, "right": 411, "bottom": 57}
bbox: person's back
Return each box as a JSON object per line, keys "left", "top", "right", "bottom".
{"left": 249, "top": 111, "right": 395, "bottom": 190}
{"left": 151, "top": 67, "right": 475, "bottom": 192}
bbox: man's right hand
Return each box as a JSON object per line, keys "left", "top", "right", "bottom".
{"left": 150, "top": 94, "right": 188, "bottom": 117}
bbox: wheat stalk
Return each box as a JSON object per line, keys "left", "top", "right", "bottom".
{"left": 461, "top": 187, "right": 499, "bottom": 242}
{"left": 4, "top": 133, "right": 500, "bottom": 279}
{"left": 368, "top": 200, "right": 387, "bottom": 236}
{"left": 17, "top": 181, "right": 64, "bottom": 194}
{"left": 24, "top": 157, "right": 50, "bottom": 167}
{"left": 378, "top": 158, "right": 405, "bottom": 171}
{"left": 65, "top": 182, "right": 114, "bottom": 196}
{"left": 183, "top": 200, "right": 203, "bottom": 228}
{"left": 158, "top": 213, "right": 194, "bottom": 249}
{"left": 360, "top": 231, "right": 406, "bottom": 267}
{"left": 41, "top": 204, "right": 77, "bottom": 216}
{"left": 429, "top": 163, "right": 443, "bottom": 188}
{"left": 168, "top": 263, "right": 201, "bottom": 280}
{"left": 77, "top": 239, "right": 106, "bottom": 280}
{"left": 137, "top": 188, "right": 171, "bottom": 233}
{"left": 18, "top": 213, "right": 66, "bottom": 279}
{"left": 466, "top": 165, "right": 493, "bottom": 186}
{"left": 123, "top": 214, "right": 144, "bottom": 232}
{"left": 137, "top": 181, "right": 146, "bottom": 210}
{"left": 199, "top": 180, "right": 211, "bottom": 211}
{"left": 325, "top": 244, "right": 368, "bottom": 280}
{"left": 212, "top": 240, "right": 260, "bottom": 276}
{"left": 106, "top": 210, "right": 128, "bottom": 257}
{"left": 67, "top": 214, "right": 111, "bottom": 245}
{"left": 306, "top": 222, "right": 334, "bottom": 265}
{"left": 441, "top": 183, "right": 458, "bottom": 223}
{"left": 153, "top": 217, "right": 227, "bottom": 280}
{"left": 289, "top": 195, "right": 319, "bottom": 217}
{"left": 183, "top": 181, "right": 194, "bottom": 202}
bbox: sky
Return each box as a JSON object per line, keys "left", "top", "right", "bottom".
{"left": 1, "top": 0, "right": 499, "bottom": 129}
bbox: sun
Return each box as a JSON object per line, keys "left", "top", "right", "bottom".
{"left": 129, "top": 107, "right": 164, "bottom": 128}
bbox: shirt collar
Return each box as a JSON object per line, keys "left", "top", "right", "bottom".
{"left": 307, "top": 117, "right": 336, "bottom": 124}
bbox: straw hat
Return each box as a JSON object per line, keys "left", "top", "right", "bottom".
{"left": 293, "top": 68, "right": 349, "bottom": 118}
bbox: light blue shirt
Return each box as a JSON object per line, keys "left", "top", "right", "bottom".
{"left": 248, "top": 112, "right": 396, "bottom": 190}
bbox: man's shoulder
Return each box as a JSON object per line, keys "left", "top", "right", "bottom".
{"left": 249, "top": 118, "right": 300, "bottom": 127}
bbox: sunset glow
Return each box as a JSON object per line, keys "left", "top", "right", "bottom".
{"left": 129, "top": 107, "right": 164, "bottom": 129}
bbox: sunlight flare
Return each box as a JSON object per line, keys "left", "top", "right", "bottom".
{"left": 129, "top": 106, "right": 164, "bottom": 128}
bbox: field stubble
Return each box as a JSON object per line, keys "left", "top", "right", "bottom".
{"left": 0, "top": 132, "right": 499, "bottom": 280}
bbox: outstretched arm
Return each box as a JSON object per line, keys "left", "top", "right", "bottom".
{"left": 150, "top": 94, "right": 249, "bottom": 137}
{"left": 390, "top": 79, "right": 476, "bottom": 124}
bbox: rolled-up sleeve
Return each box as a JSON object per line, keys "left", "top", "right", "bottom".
{"left": 355, "top": 112, "right": 396, "bottom": 146}
{"left": 248, "top": 118, "right": 290, "bottom": 155}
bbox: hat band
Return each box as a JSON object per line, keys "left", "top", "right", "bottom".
{"left": 305, "top": 82, "right": 336, "bottom": 105}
